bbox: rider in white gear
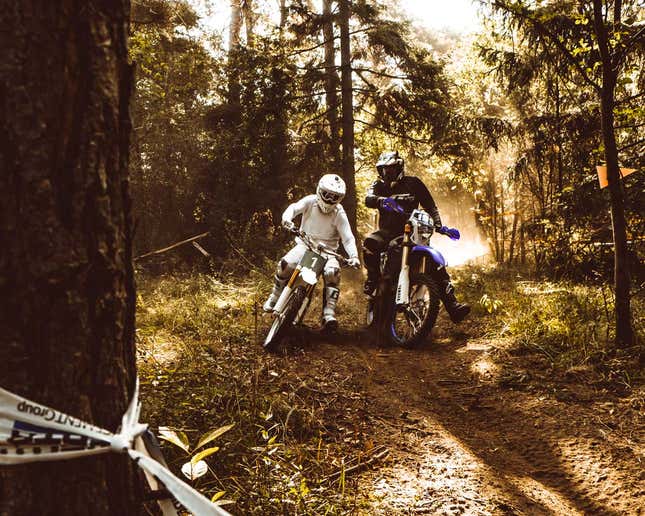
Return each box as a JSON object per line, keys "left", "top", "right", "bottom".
{"left": 264, "top": 174, "right": 360, "bottom": 332}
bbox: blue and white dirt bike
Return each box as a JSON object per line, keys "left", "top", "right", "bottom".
{"left": 263, "top": 228, "right": 356, "bottom": 352}
{"left": 367, "top": 198, "right": 460, "bottom": 347}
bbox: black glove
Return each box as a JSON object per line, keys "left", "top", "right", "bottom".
{"left": 429, "top": 207, "right": 442, "bottom": 229}
{"left": 282, "top": 220, "right": 297, "bottom": 233}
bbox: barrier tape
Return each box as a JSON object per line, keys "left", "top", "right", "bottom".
{"left": 0, "top": 381, "right": 230, "bottom": 516}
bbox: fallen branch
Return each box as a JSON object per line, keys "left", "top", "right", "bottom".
{"left": 437, "top": 379, "right": 470, "bottom": 385}
{"left": 324, "top": 446, "right": 390, "bottom": 482}
{"left": 134, "top": 232, "right": 210, "bottom": 261}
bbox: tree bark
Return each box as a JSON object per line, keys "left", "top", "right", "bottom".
{"left": 228, "top": 0, "right": 242, "bottom": 103}
{"left": 229, "top": 0, "right": 242, "bottom": 50}
{"left": 242, "top": 0, "right": 255, "bottom": 46}
{"left": 338, "top": 0, "right": 357, "bottom": 231}
{"left": 593, "top": 0, "right": 633, "bottom": 347}
{"left": 279, "top": 0, "right": 287, "bottom": 30}
{"left": 519, "top": 218, "right": 526, "bottom": 265}
{"left": 499, "top": 183, "right": 506, "bottom": 263}
{"left": 323, "top": 0, "right": 341, "bottom": 169}
{"left": 0, "top": 1, "right": 138, "bottom": 514}
{"left": 508, "top": 211, "right": 518, "bottom": 264}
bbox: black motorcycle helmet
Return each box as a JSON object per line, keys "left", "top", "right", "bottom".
{"left": 376, "top": 151, "right": 404, "bottom": 186}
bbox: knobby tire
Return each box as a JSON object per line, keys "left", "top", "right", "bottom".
{"left": 389, "top": 273, "right": 440, "bottom": 348}
{"left": 263, "top": 286, "right": 307, "bottom": 353}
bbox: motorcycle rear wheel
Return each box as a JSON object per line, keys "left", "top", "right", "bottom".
{"left": 263, "top": 286, "right": 307, "bottom": 353}
{"left": 390, "top": 273, "right": 440, "bottom": 347}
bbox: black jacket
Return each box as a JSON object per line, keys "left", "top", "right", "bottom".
{"left": 365, "top": 176, "right": 442, "bottom": 234}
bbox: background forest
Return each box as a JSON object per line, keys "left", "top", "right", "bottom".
{"left": 1, "top": 0, "right": 643, "bottom": 514}
{"left": 130, "top": 0, "right": 643, "bottom": 284}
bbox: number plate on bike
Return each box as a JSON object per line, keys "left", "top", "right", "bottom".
{"left": 299, "top": 250, "right": 327, "bottom": 276}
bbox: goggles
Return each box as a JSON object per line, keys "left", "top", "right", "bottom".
{"left": 319, "top": 189, "right": 343, "bottom": 204}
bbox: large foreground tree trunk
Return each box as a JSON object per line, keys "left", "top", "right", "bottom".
{"left": 0, "top": 1, "right": 138, "bottom": 514}
{"left": 338, "top": 0, "right": 357, "bottom": 231}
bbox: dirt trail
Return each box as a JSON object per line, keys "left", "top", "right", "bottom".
{"left": 274, "top": 307, "right": 644, "bottom": 515}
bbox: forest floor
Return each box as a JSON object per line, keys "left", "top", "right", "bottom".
{"left": 136, "top": 265, "right": 644, "bottom": 515}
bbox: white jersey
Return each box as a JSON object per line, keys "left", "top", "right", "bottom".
{"left": 282, "top": 195, "right": 358, "bottom": 258}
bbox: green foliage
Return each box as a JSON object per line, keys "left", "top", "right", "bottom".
{"left": 137, "top": 272, "right": 372, "bottom": 513}
{"left": 136, "top": 273, "right": 268, "bottom": 341}
{"left": 129, "top": 1, "right": 215, "bottom": 255}
{"left": 456, "top": 265, "right": 644, "bottom": 370}
{"left": 471, "top": 0, "right": 644, "bottom": 279}
{"left": 479, "top": 293, "right": 503, "bottom": 313}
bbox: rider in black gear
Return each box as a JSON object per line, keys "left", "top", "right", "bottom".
{"left": 362, "top": 151, "right": 470, "bottom": 324}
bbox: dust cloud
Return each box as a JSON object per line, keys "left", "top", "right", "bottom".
{"left": 433, "top": 193, "right": 489, "bottom": 266}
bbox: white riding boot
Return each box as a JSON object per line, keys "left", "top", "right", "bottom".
{"left": 322, "top": 286, "right": 340, "bottom": 331}
{"left": 263, "top": 276, "right": 287, "bottom": 312}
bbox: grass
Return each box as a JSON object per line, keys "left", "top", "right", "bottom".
{"left": 135, "top": 265, "right": 644, "bottom": 513}
{"left": 454, "top": 264, "right": 644, "bottom": 385}
{"left": 136, "top": 271, "right": 370, "bottom": 514}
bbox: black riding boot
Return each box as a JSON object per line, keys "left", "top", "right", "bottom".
{"left": 362, "top": 250, "right": 380, "bottom": 295}
{"left": 439, "top": 280, "right": 470, "bottom": 323}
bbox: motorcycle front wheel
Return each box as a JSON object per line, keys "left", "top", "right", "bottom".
{"left": 263, "top": 286, "right": 307, "bottom": 353}
{"left": 390, "top": 273, "right": 440, "bottom": 347}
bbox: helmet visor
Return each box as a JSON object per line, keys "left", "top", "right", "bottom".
{"left": 382, "top": 164, "right": 401, "bottom": 183}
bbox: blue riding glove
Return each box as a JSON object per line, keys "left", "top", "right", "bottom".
{"left": 438, "top": 226, "right": 460, "bottom": 240}
{"left": 379, "top": 197, "right": 404, "bottom": 214}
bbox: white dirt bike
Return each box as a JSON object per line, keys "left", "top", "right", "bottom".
{"left": 263, "top": 228, "right": 355, "bottom": 352}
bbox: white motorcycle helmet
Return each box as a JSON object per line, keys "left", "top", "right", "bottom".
{"left": 316, "top": 174, "right": 346, "bottom": 213}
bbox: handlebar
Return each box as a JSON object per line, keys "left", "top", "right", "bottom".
{"left": 286, "top": 226, "right": 358, "bottom": 267}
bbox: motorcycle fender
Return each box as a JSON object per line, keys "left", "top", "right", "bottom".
{"left": 411, "top": 245, "right": 446, "bottom": 268}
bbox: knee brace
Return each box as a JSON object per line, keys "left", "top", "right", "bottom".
{"left": 323, "top": 267, "right": 341, "bottom": 286}
{"left": 362, "top": 237, "right": 381, "bottom": 255}
{"left": 276, "top": 259, "right": 294, "bottom": 280}
{"left": 430, "top": 266, "right": 450, "bottom": 282}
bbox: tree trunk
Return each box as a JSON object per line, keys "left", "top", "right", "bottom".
{"left": 600, "top": 96, "right": 632, "bottom": 346}
{"left": 593, "top": 0, "right": 633, "bottom": 347}
{"left": 508, "top": 211, "right": 519, "bottom": 264}
{"left": 519, "top": 219, "right": 526, "bottom": 264}
{"left": 228, "top": 0, "right": 242, "bottom": 105}
{"left": 323, "top": 0, "right": 341, "bottom": 169}
{"left": 499, "top": 184, "right": 506, "bottom": 263}
{"left": 490, "top": 170, "right": 500, "bottom": 261}
{"left": 229, "top": 0, "right": 242, "bottom": 50}
{"left": 338, "top": 0, "right": 357, "bottom": 231}
{"left": 242, "top": 0, "right": 255, "bottom": 46}
{"left": 279, "top": 0, "right": 287, "bottom": 30}
{"left": 0, "top": 1, "right": 138, "bottom": 515}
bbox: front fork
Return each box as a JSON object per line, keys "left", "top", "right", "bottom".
{"left": 294, "top": 284, "right": 315, "bottom": 324}
{"left": 273, "top": 266, "right": 301, "bottom": 314}
{"left": 395, "top": 223, "right": 412, "bottom": 306}
{"left": 273, "top": 266, "right": 316, "bottom": 324}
